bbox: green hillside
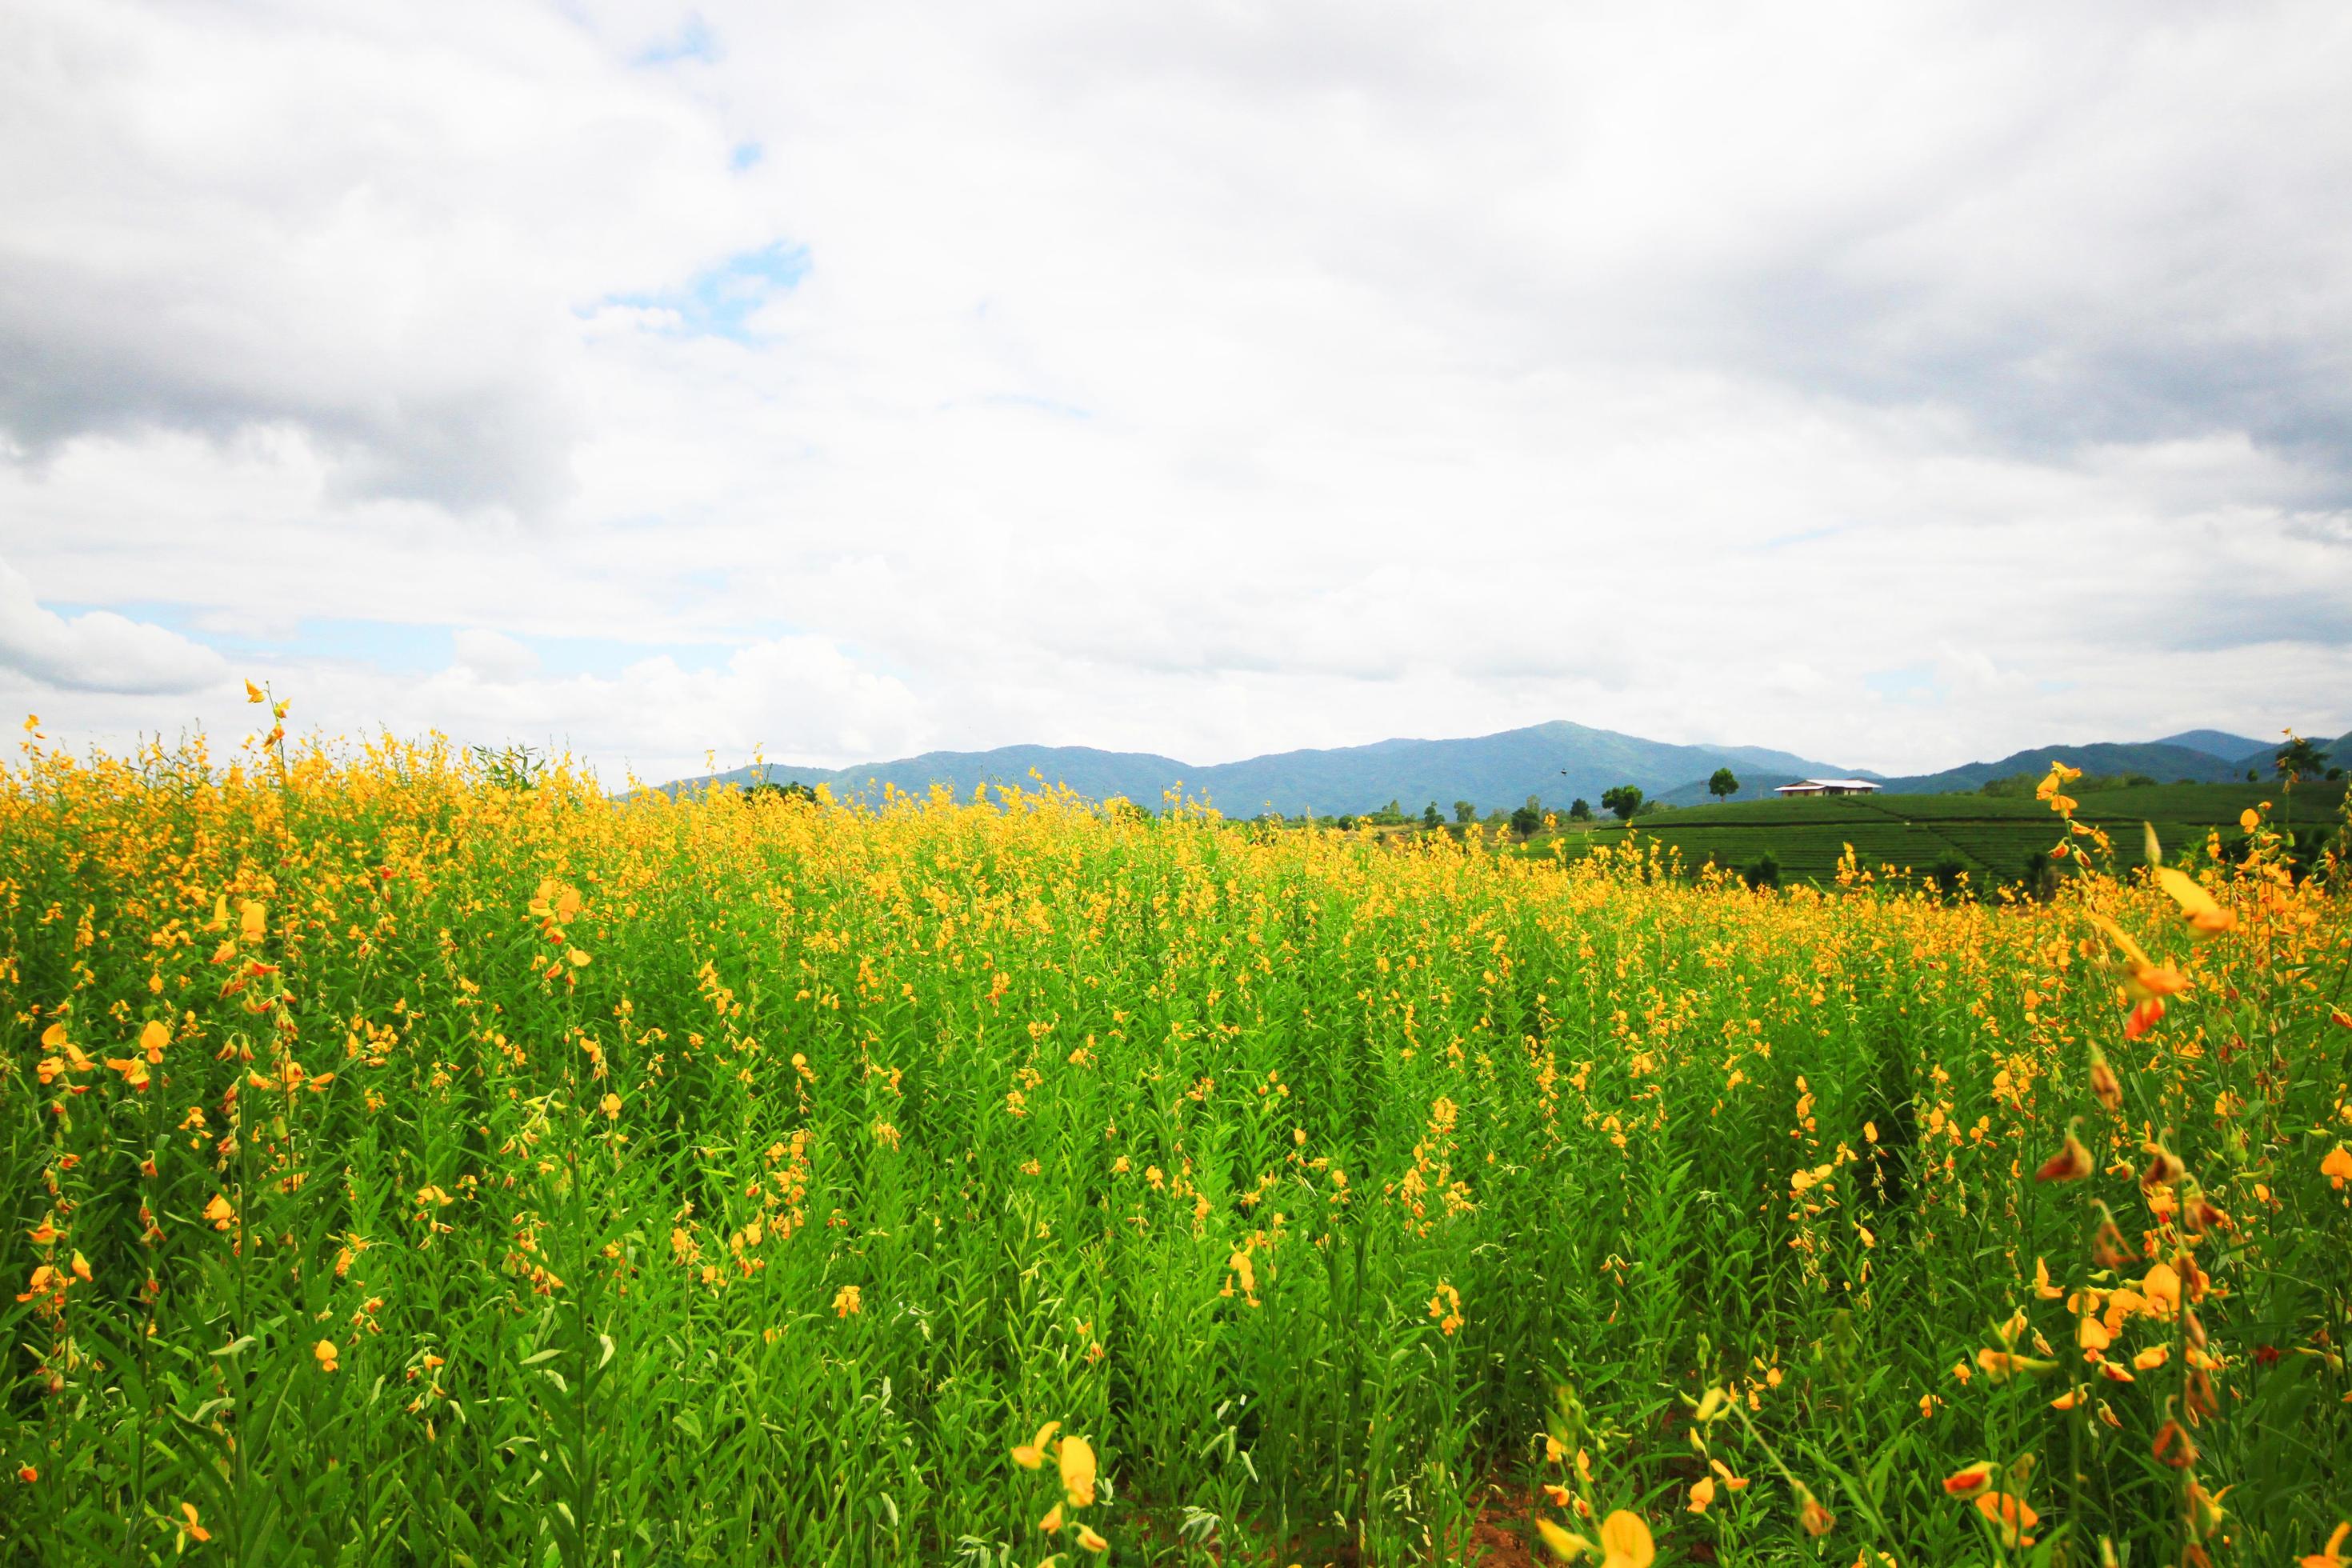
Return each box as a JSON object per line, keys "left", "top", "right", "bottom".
{"left": 1537, "top": 779, "right": 2347, "bottom": 886}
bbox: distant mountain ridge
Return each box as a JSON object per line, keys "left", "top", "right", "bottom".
{"left": 1876, "top": 733, "right": 2345, "bottom": 794}
{"left": 2154, "top": 730, "right": 2270, "bottom": 764}
{"left": 662, "top": 721, "right": 1854, "bottom": 818}
{"left": 658, "top": 724, "right": 2350, "bottom": 815}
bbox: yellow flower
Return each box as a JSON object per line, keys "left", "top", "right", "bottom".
{"left": 245, "top": 680, "right": 265, "bottom": 703}
{"left": 1059, "top": 1433, "right": 1098, "bottom": 1508}
{"left": 1537, "top": 1520, "right": 1590, "bottom": 1561}
{"left": 2323, "top": 1146, "right": 2352, "bottom": 1190}
{"left": 2239, "top": 807, "right": 2261, "bottom": 831}
{"left": 1074, "top": 1523, "right": 1108, "bottom": 1554}
{"left": 239, "top": 900, "right": 266, "bottom": 942}
{"left": 314, "top": 1338, "right": 340, "bottom": 1373}
{"left": 833, "top": 1284, "right": 862, "bottom": 1318}
{"left": 1039, "top": 1502, "right": 1064, "bottom": 1533}
{"left": 1687, "top": 1475, "right": 1716, "bottom": 1514}
{"left": 2153, "top": 867, "right": 2234, "bottom": 936}
{"left": 1011, "top": 1421, "right": 1060, "bottom": 1470}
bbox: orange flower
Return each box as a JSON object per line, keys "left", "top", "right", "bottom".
{"left": 1075, "top": 1524, "right": 1109, "bottom": 1554}
{"left": 1942, "top": 1462, "right": 1995, "bottom": 1497}
{"left": 2088, "top": 1050, "right": 2123, "bottom": 1113}
{"left": 1687, "top": 1475, "right": 1717, "bottom": 1514}
{"left": 1974, "top": 1348, "right": 2058, "bottom": 1382}
{"left": 2134, "top": 1345, "right": 2170, "bottom": 1372}
{"left": 1798, "top": 1490, "right": 1836, "bottom": 1538}
{"left": 2323, "top": 1146, "right": 2352, "bottom": 1190}
{"left": 1974, "top": 1492, "right": 2039, "bottom": 1548}
{"left": 2141, "top": 1144, "right": 2186, "bottom": 1190}
{"left": 2035, "top": 1127, "right": 2092, "bottom": 1183}
{"left": 2302, "top": 1522, "right": 2351, "bottom": 1568}
{"left": 314, "top": 1338, "right": 340, "bottom": 1374}
{"left": 832, "top": 1284, "right": 861, "bottom": 1318}
{"left": 177, "top": 1502, "right": 210, "bottom": 1546}
{"left": 14, "top": 1465, "right": 34, "bottom": 1483}
{"left": 2153, "top": 1419, "right": 2198, "bottom": 1469}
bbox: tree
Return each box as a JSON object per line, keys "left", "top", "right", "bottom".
{"left": 1743, "top": 851, "right": 1780, "bottom": 890}
{"left": 1708, "top": 766, "right": 1739, "bottom": 799}
{"left": 2276, "top": 734, "right": 2328, "bottom": 782}
{"left": 1422, "top": 801, "right": 1442, "bottom": 829}
{"left": 1568, "top": 798, "right": 1592, "bottom": 822}
{"left": 1454, "top": 799, "right": 1477, "bottom": 825}
{"left": 1510, "top": 794, "right": 1544, "bottom": 836}
{"left": 1600, "top": 784, "right": 1644, "bottom": 822}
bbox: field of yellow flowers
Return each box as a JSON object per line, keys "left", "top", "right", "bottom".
{"left": 4, "top": 713, "right": 2349, "bottom": 1566}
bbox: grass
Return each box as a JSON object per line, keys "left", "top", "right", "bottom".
{"left": 1537, "top": 781, "right": 2348, "bottom": 887}
{"left": 2, "top": 725, "right": 2349, "bottom": 1566}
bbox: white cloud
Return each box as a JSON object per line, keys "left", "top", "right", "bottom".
{"left": 2, "top": 0, "right": 2349, "bottom": 780}
{"left": 0, "top": 556, "right": 227, "bottom": 694}
{"left": 451, "top": 628, "right": 539, "bottom": 683}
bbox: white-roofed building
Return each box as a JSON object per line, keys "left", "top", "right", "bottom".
{"left": 1773, "top": 778, "right": 1883, "bottom": 797}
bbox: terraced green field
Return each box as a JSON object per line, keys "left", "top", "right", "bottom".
{"left": 1539, "top": 780, "right": 2346, "bottom": 886}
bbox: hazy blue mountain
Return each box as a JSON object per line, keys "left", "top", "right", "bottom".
{"left": 675, "top": 746, "right": 1186, "bottom": 805}
{"left": 2154, "top": 730, "right": 2270, "bottom": 764}
{"left": 657, "top": 720, "right": 1857, "bottom": 818}
{"left": 1878, "top": 741, "right": 2251, "bottom": 794}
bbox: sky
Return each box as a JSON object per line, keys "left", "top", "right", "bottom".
{"left": 3, "top": 0, "right": 2350, "bottom": 786}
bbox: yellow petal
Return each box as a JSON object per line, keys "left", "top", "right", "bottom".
{"left": 1536, "top": 1518, "right": 1591, "bottom": 1561}
{"left": 1598, "top": 1510, "right": 1654, "bottom": 1568}
{"left": 1058, "top": 1434, "right": 1096, "bottom": 1508}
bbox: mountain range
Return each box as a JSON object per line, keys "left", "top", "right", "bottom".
{"left": 660, "top": 723, "right": 2343, "bottom": 818}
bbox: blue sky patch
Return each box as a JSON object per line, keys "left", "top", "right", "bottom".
{"left": 635, "top": 13, "right": 720, "bottom": 66}
{"left": 605, "top": 242, "right": 810, "bottom": 343}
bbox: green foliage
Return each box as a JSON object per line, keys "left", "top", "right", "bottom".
{"left": 1708, "top": 766, "right": 1739, "bottom": 798}
{"left": 1600, "top": 784, "right": 1643, "bottom": 822}
{"left": 2, "top": 741, "right": 2346, "bottom": 1566}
